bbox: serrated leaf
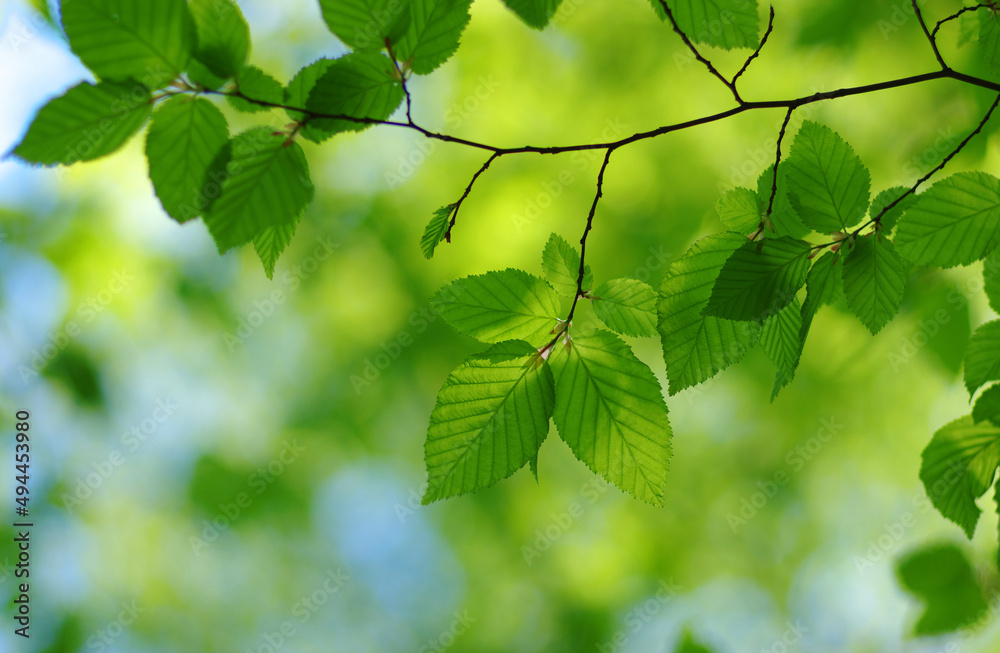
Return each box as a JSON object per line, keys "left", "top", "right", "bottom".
{"left": 549, "top": 329, "right": 672, "bottom": 505}
{"left": 896, "top": 544, "right": 987, "bottom": 635}
{"left": 649, "top": 0, "right": 760, "bottom": 50}
{"left": 871, "top": 186, "right": 916, "bottom": 235}
{"left": 188, "top": 0, "right": 250, "bottom": 80}
{"left": 202, "top": 128, "right": 315, "bottom": 252}
{"left": 284, "top": 59, "right": 337, "bottom": 144}
{"left": 590, "top": 279, "right": 657, "bottom": 338}
{"left": 395, "top": 0, "right": 472, "bottom": 74}
{"left": 658, "top": 233, "right": 761, "bottom": 394}
{"left": 253, "top": 220, "right": 299, "bottom": 279}
{"left": 842, "top": 235, "right": 907, "bottom": 335}
{"left": 965, "top": 320, "right": 1000, "bottom": 396}
{"left": 716, "top": 187, "right": 761, "bottom": 234}
{"left": 432, "top": 269, "right": 561, "bottom": 347}
{"left": 228, "top": 66, "right": 284, "bottom": 113}
{"left": 986, "top": 258, "right": 1000, "bottom": 314}
{"left": 895, "top": 172, "right": 1000, "bottom": 268}
{"left": 704, "top": 237, "right": 811, "bottom": 321}
{"left": 785, "top": 121, "right": 871, "bottom": 233}
{"left": 757, "top": 164, "right": 810, "bottom": 239}
{"left": 146, "top": 96, "right": 229, "bottom": 223}
{"left": 423, "top": 341, "right": 554, "bottom": 503}
{"left": 421, "top": 204, "right": 454, "bottom": 258}
{"left": 761, "top": 297, "right": 802, "bottom": 378}
{"left": 980, "top": 9, "right": 1000, "bottom": 76}
{"left": 501, "top": 0, "right": 563, "bottom": 29}
{"left": 920, "top": 415, "right": 1000, "bottom": 538}
{"left": 973, "top": 385, "right": 1000, "bottom": 426}
{"left": 318, "top": 0, "right": 412, "bottom": 51}
{"left": 306, "top": 52, "right": 404, "bottom": 140}
{"left": 61, "top": 0, "right": 195, "bottom": 88}
{"left": 12, "top": 81, "right": 150, "bottom": 165}
{"left": 542, "top": 233, "right": 591, "bottom": 297}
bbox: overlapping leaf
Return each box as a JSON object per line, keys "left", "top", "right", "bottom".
{"left": 964, "top": 320, "right": 1000, "bottom": 396}
{"left": 973, "top": 384, "right": 1000, "bottom": 426}
{"left": 716, "top": 187, "right": 761, "bottom": 234}
{"left": 228, "top": 66, "right": 284, "bottom": 113}
{"left": 395, "top": 0, "right": 472, "bottom": 74}
{"left": 306, "top": 53, "right": 404, "bottom": 139}
{"left": 285, "top": 59, "right": 337, "bottom": 143}
{"left": 649, "top": 0, "right": 760, "bottom": 50}
{"left": 542, "top": 233, "right": 591, "bottom": 296}
{"left": 758, "top": 164, "right": 810, "bottom": 239}
{"left": 188, "top": 0, "right": 251, "bottom": 80}
{"left": 591, "top": 279, "right": 657, "bottom": 338}
{"left": 318, "top": 0, "right": 412, "bottom": 51}
{"left": 761, "top": 298, "right": 803, "bottom": 380}
{"left": 842, "top": 235, "right": 907, "bottom": 335}
{"left": 704, "top": 237, "right": 811, "bottom": 321}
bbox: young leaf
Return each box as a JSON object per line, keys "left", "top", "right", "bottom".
{"left": 842, "top": 235, "right": 907, "bottom": 335}
{"left": 920, "top": 415, "right": 1000, "bottom": 538}
{"left": 501, "top": 0, "right": 563, "bottom": 29}
{"left": 649, "top": 0, "right": 760, "bottom": 50}
{"left": 896, "top": 544, "right": 987, "bottom": 635}
{"left": 703, "top": 237, "right": 811, "bottom": 321}
{"left": 757, "top": 164, "right": 810, "bottom": 239}
{"left": 895, "top": 172, "right": 1000, "bottom": 268}
{"left": 318, "top": 0, "right": 412, "bottom": 51}
{"left": 870, "top": 186, "right": 916, "bottom": 235}
{"left": 979, "top": 9, "right": 1000, "bottom": 76}
{"left": 61, "top": 0, "right": 195, "bottom": 88}
{"left": 542, "top": 233, "right": 591, "bottom": 297}
{"left": 421, "top": 204, "right": 455, "bottom": 259}
{"left": 715, "top": 187, "right": 761, "bottom": 234}
{"left": 306, "top": 53, "right": 405, "bottom": 139}
{"left": 973, "top": 384, "right": 1000, "bottom": 426}
{"left": 253, "top": 220, "right": 299, "bottom": 280}
{"left": 422, "top": 341, "right": 554, "bottom": 503}
{"left": 658, "top": 233, "right": 761, "bottom": 395}
{"left": 785, "top": 121, "right": 871, "bottom": 233}
{"left": 590, "top": 279, "right": 657, "bottom": 338}
{"left": 761, "top": 298, "right": 803, "bottom": 380}
{"left": 432, "top": 269, "right": 561, "bottom": 347}
{"left": 202, "top": 128, "right": 315, "bottom": 252}
{"left": 228, "top": 66, "right": 284, "bottom": 113}
{"left": 12, "top": 81, "right": 151, "bottom": 165}
{"left": 188, "top": 0, "right": 251, "bottom": 80}
{"left": 395, "top": 0, "right": 473, "bottom": 74}
{"left": 549, "top": 329, "right": 672, "bottom": 505}
{"left": 964, "top": 320, "right": 1000, "bottom": 396}
{"left": 146, "top": 96, "right": 230, "bottom": 223}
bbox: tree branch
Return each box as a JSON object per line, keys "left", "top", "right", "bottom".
{"left": 911, "top": 0, "right": 950, "bottom": 70}
{"left": 654, "top": 0, "right": 742, "bottom": 103}
{"left": 765, "top": 106, "right": 795, "bottom": 221}
{"left": 445, "top": 152, "right": 500, "bottom": 242}
{"left": 732, "top": 6, "right": 776, "bottom": 89}
{"left": 932, "top": 2, "right": 997, "bottom": 40}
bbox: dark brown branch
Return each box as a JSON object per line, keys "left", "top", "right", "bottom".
{"left": 911, "top": 0, "right": 950, "bottom": 70}
{"left": 654, "top": 0, "right": 742, "bottom": 103}
{"left": 766, "top": 107, "right": 795, "bottom": 218}
{"left": 445, "top": 152, "right": 500, "bottom": 242}
{"left": 732, "top": 6, "right": 776, "bottom": 89}
{"left": 932, "top": 3, "right": 997, "bottom": 40}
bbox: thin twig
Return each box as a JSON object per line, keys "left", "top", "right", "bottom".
{"left": 911, "top": 0, "right": 950, "bottom": 70}
{"left": 445, "top": 152, "right": 500, "bottom": 242}
{"left": 766, "top": 107, "right": 795, "bottom": 218}
{"left": 932, "top": 2, "right": 997, "bottom": 40}
{"left": 655, "top": 0, "right": 741, "bottom": 103}
{"left": 732, "top": 6, "right": 776, "bottom": 89}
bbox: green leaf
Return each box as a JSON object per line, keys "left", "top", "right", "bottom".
{"left": 658, "top": 233, "right": 761, "bottom": 395}
{"left": 979, "top": 9, "right": 1000, "bottom": 77}
{"left": 965, "top": 320, "right": 1000, "bottom": 396}
{"left": 29, "top": 0, "right": 57, "bottom": 27}
{"left": 590, "top": 279, "right": 657, "bottom": 338}
{"left": 704, "top": 237, "right": 811, "bottom": 321}
{"left": 318, "top": 0, "right": 412, "bottom": 51}
{"left": 715, "top": 187, "right": 761, "bottom": 234}
{"left": 253, "top": 220, "right": 299, "bottom": 280}
{"left": 395, "top": 0, "right": 473, "bottom": 74}
{"left": 785, "top": 121, "right": 871, "bottom": 233}
{"left": 870, "top": 186, "right": 916, "bottom": 235}
{"left": 920, "top": 415, "right": 1000, "bottom": 538}
{"left": 202, "top": 128, "right": 315, "bottom": 252}
{"left": 501, "top": 0, "right": 563, "bottom": 29}
{"left": 146, "top": 96, "right": 229, "bottom": 223}
{"left": 973, "top": 384, "right": 1000, "bottom": 426}
{"left": 306, "top": 52, "right": 404, "bottom": 140}
{"left": 228, "top": 66, "right": 284, "bottom": 113}
{"left": 984, "top": 254, "right": 1000, "bottom": 314}
{"left": 61, "top": 0, "right": 195, "bottom": 88}
{"left": 650, "top": 0, "right": 760, "bottom": 50}
{"left": 549, "top": 329, "right": 672, "bottom": 505}
{"left": 285, "top": 59, "right": 338, "bottom": 144}
{"left": 12, "top": 81, "right": 151, "bottom": 165}
{"left": 761, "top": 297, "right": 803, "bottom": 379}
{"left": 896, "top": 543, "right": 987, "bottom": 635}
{"left": 421, "top": 204, "right": 455, "bottom": 259}
{"left": 432, "top": 269, "right": 561, "bottom": 347}
{"left": 542, "top": 233, "right": 591, "bottom": 297}
{"left": 423, "top": 341, "right": 554, "bottom": 503}
{"left": 895, "top": 172, "right": 1000, "bottom": 268}
{"left": 188, "top": 0, "right": 251, "bottom": 80}
{"left": 842, "top": 235, "right": 907, "bottom": 335}
{"left": 757, "top": 164, "right": 810, "bottom": 239}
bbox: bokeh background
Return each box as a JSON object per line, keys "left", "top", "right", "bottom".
{"left": 2, "top": 0, "right": 1000, "bottom": 650}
